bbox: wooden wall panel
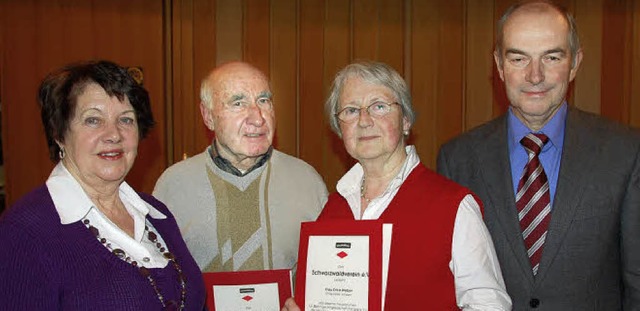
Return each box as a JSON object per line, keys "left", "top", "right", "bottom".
{"left": 378, "top": 0, "right": 405, "bottom": 74}
{"left": 435, "top": 0, "right": 464, "bottom": 162}
{"left": 216, "top": 0, "right": 243, "bottom": 65}
{"left": 410, "top": 1, "right": 439, "bottom": 167}
{"left": 3, "top": 0, "right": 639, "bottom": 205}
{"left": 270, "top": 0, "right": 298, "bottom": 156}
{"left": 171, "top": 0, "right": 197, "bottom": 161}
{"left": 2, "top": 0, "right": 47, "bottom": 206}
{"left": 298, "top": 0, "right": 329, "bottom": 185}
{"left": 601, "top": 0, "right": 633, "bottom": 124}
{"left": 1, "top": 0, "right": 166, "bottom": 206}
{"left": 171, "top": 0, "right": 218, "bottom": 163}
{"left": 632, "top": 0, "right": 640, "bottom": 128}
{"left": 244, "top": 0, "right": 270, "bottom": 75}
{"left": 192, "top": 0, "right": 217, "bottom": 152}
{"left": 573, "top": 0, "right": 603, "bottom": 114}
{"left": 156, "top": 0, "right": 640, "bottom": 194}
{"left": 322, "top": 0, "right": 354, "bottom": 191}
{"left": 620, "top": 0, "right": 636, "bottom": 127}
{"left": 464, "top": 0, "right": 496, "bottom": 130}
{"left": 353, "top": 0, "right": 379, "bottom": 61}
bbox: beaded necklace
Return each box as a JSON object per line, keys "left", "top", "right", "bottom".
{"left": 82, "top": 218, "right": 187, "bottom": 310}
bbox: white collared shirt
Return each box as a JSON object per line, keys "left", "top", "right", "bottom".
{"left": 336, "top": 146, "right": 511, "bottom": 310}
{"left": 46, "top": 162, "right": 170, "bottom": 268}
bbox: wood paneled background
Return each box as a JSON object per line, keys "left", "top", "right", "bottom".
{"left": 1, "top": 0, "right": 639, "bottom": 207}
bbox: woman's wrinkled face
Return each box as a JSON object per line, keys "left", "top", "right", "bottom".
{"left": 338, "top": 76, "right": 409, "bottom": 163}
{"left": 60, "top": 83, "right": 139, "bottom": 188}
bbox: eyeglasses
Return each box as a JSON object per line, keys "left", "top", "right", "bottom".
{"left": 335, "top": 101, "right": 400, "bottom": 123}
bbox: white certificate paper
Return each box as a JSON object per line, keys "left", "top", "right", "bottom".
{"left": 382, "top": 223, "right": 392, "bottom": 309}
{"left": 213, "top": 282, "right": 281, "bottom": 311}
{"left": 305, "top": 235, "right": 370, "bottom": 310}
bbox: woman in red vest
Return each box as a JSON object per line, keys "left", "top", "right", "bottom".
{"left": 283, "top": 61, "right": 511, "bottom": 310}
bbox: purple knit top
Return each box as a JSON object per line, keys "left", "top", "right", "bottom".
{"left": 0, "top": 185, "right": 205, "bottom": 310}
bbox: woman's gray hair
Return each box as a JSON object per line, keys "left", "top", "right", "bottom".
{"left": 325, "top": 61, "right": 415, "bottom": 137}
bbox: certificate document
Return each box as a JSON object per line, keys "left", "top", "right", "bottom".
{"left": 295, "top": 220, "right": 392, "bottom": 311}
{"left": 306, "top": 235, "right": 370, "bottom": 310}
{"left": 203, "top": 269, "right": 292, "bottom": 311}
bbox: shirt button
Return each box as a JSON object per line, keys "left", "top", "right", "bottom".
{"left": 529, "top": 298, "right": 540, "bottom": 308}
{"left": 143, "top": 257, "right": 150, "bottom": 262}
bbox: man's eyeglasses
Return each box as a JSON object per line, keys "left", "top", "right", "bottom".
{"left": 335, "top": 101, "right": 400, "bottom": 123}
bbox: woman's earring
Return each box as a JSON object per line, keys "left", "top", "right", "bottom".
{"left": 58, "top": 146, "right": 66, "bottom": 160}
{"left": 403, "top": 130, "right": 409, "bottom": 136}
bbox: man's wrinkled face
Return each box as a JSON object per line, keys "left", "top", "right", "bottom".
{"left": 201, "top": 64, "right": 275, "bottom": 169}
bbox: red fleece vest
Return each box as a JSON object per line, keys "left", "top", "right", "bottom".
{"left": 317, "top": 164, "right": 472, "bottom": 310}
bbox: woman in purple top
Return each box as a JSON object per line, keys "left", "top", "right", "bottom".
{"left": 0, "top": 60, "right": 205, "bottom": 310}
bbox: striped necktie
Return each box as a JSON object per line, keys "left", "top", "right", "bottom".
{"left": 516, "top": 133, "right": 551, "bottom": 275}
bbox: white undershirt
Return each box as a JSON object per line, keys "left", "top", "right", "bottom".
{"left": 46, "top": 162, "right": 170, "bottom": 269}
{"left": 336, "top": 146, "right": 512, "bottom": 310}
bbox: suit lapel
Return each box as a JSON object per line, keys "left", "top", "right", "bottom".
{"left": 476, "top": 116, "right": 535, "bottom": 284}
{"left": 535, "top": 108, "right": 597, "bottom": 282}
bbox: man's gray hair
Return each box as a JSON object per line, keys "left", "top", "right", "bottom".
{"left": 200, "top": 77, "right": 214, "bottom": 109}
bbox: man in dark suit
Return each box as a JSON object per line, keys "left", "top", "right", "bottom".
{"left": 437, "top": 1, "right": 640, "bottom": 310}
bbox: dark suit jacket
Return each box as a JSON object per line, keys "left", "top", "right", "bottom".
{"left": 437, "top": 107, "right": 640, "bottom": 310}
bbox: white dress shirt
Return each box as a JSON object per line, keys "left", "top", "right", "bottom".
{"left": 46, "top": 162, "right": 170, "bottom": 268}
{"left": 336, "top": 146, "right": 512, "bottom": 310}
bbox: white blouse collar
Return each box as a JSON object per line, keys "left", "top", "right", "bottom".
{"left": 336, "top": 145, "right": 420, "bottom": 219}
{"left": 46, "top": 162, "right": 166, "bottom": 225}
